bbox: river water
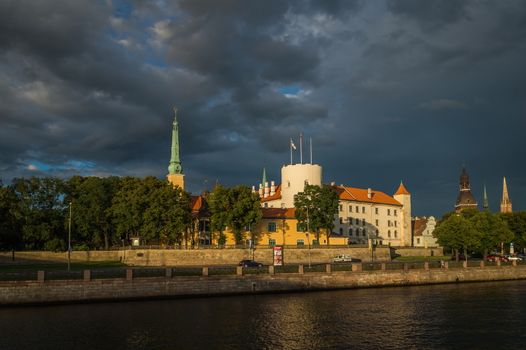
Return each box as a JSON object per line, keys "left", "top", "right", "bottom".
{"left": 2, "top": 280, "right": 525, "bottom": 349}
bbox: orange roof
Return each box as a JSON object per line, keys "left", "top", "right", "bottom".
{"left": 334, "top": 185, "right": 402, "bottom": 206}
{"left": 260, "top": 184, "right": 282, "bottom": 202}
{"left": 261, "top": 207, "right": 296, "bottom": 219}
{"left": 394, "top": 182, "right": 410, "bottom": 195}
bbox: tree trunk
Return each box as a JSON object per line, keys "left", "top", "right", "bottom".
{"left": 463, "top": 248, "right": 468, "bottom": 261}
{"left": 455, "top": 249, "right": 459, "bottom": 262}
{"left": 104, "top": 232, "right": 109, "bottom": 250}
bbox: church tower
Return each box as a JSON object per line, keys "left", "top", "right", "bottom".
{"left": 167, "top": 107, "right": 185, "bottom": 190}
{"left": 454, "top": 167, "right": 478, "bottom": 212}
{"left": 500, "top": 177, "right": 512, "bottom": 213}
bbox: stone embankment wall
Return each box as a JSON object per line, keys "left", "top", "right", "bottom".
{"left": 1, "top": 247, "right": 391, "bottom": 266}
{"left": 1, "top": 265, "right": 525, "bottom": 306}
{"left": 394, "top": 247, "right": 444, "bottom": 257}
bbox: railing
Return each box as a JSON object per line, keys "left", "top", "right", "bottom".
{"left": 1, "top": 260, "right": 524, "bottom": 283}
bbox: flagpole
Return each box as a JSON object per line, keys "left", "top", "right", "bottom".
{"left": 310, "top": 137, "right": 312, "bottom": 164}
{"left": 290, "top": 138, "right": 293, "bottom": 165}
{"left": 300, "top": 133, "right": 303, "bottom": 164}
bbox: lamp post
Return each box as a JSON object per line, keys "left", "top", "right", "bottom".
{"left": 68, "top": 201, "right": 72, "bottom": 271}
{"left": 306, "top": 206, "right": 311, "bottom": 269}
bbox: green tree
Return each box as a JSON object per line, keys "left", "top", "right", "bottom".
{"left": 208, "top": 184, "right": 230, "bottom": 246}
{"left": 294, "top": 184, "right": 339, "bottom": 245}
{"left": 228, "top": 185, "right": 262, "bottom": 245}
{"left": 10, "top": 177, "right": 67, "bottom": 251}
{"left": 471, "top": 211, "right": 513, "bottom": 257}
{"left": 66, "top": 176, "right": 121, "bottom": 249}
{"left": 111, "top": 177, "right": 147, "bottom": 243}
{"left": 433, "top": 214, "right": 480, "bottom": 261}
{"left": 500, "top": 212, "right": 526, "bottom": 251}
{"left": 0, "top": 183, "right": 21, "bottom": 250}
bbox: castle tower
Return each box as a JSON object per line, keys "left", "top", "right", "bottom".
{"left": 454, "top": 167, "right": 478, "bottom": 212}
{"left": 393, "top": 181, "right": 412, "bottom": 247}
{"left": 483, "top": 185, "right": 489, "bottom": 211}
{"left": 500, "top": 177, "right": 512, "bottom": 213}
{"left": 167, "top": 107, "right": 185, "bottom": 190}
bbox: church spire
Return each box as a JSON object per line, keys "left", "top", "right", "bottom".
{"left": 167, "top": 107, "right": 185, "bottom": 190}
{"left": 500, "top": 177, "right": 512, "bottom": 213}
{"left": 483, "top": 184, "right": 489, "bottom": 211}
{"left": 262, "top": 167, "right": 267, "bottom": 187}
{"left": 454, "top": 166, "right": 478, "bottom": 212}
{"left": 168, "top": 107, "right": 182, "bottom": 175}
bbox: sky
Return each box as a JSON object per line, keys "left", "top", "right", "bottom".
{"left": 0, "top": 0, "right": 525, "bottom": 217}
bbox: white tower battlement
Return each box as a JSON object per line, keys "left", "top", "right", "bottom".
{"left": 280, "top": 163, "right": 322, "bottom": 208}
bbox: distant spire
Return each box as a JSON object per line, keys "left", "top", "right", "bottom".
{"left": 168, "top": 107, "right": 183, "bottom": 175}
{"left": 483, "top": 184, "right": 489, "bottom": 211}
{"left": 500, "top": 177, "right": 512, "bottom": 213}
{"left": 262, "top": 167, "right": 267, "bottom": 187}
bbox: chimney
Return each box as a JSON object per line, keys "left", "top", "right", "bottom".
{"left": 270, "top": 181, "right": 276, "bottom": 196}
{"left": 367, "top": 188, "right": 372, "bottom": 199}
{"left": 264, "top": 181, "right": 270, "bottom": 198}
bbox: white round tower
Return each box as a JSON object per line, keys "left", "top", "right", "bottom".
{"left": 280, "top": 164, "right": 322, "bottom": 207}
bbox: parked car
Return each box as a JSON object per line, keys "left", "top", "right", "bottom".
{"left": 238, "top": 259, "right": 263, "bottom": 268}
{"left": 333, "top": 254, "right": 353, "bottom": 263}
{"left": 486, "top": 254, "right": 508, "bottom": 262}
{"left": 507, "top": 255, "right": 523, "bottom": 261}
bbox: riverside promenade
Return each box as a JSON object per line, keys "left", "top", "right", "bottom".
{"left": 1, "top": 260, "right": 525, "bottom": 306}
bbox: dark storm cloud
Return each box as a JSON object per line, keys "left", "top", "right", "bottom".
{"left": 0, "top": 0, "right": 525, "bottom": 215}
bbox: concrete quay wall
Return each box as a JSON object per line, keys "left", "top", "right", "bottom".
{"left": 1, "top": 265, "right": 525, "bottom": 306}
{"left": 1, "top": 247, "right": 391, "bottom": 266}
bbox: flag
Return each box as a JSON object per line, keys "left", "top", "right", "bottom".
{"left": 290, "top": 138, "right": 297, "bottom": 150}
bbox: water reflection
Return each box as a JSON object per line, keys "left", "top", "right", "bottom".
{"left": 2, "top": 281, "right": 526, "bottom": 349}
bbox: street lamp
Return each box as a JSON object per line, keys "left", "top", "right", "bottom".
{"left": 306, "top": 205, "right": 311, "bottom": 269}
{"left": 68, "top": 201, "right": 72, "bottom": 271}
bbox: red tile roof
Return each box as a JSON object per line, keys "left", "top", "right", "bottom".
{"left": 261, "top": 207, "right": 296, "bottom": 219}
{"left": 412, "top": 218, "right": 427, "bottom": 237}
{"left": 260, "top": 184, "right": 282, "bottom": 202}
{"left": 334, "top": 185, "right": 402, "bottom": 206}
{"left": 394, "top": 182, "right": 410, "bottom": 195}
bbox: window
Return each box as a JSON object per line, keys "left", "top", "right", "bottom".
{"left": 394, "top": 221, "right": 397, "bottom": 228}
{"left": 388, "top": 220, "right": 391, "bottom": 227}
{"left": 339, "top": 205, "right": 343, "bottom": 212}
{"left": 356, "top": 205, "right": 359, "bottom": 212}
{"left": 376, "top": 229, "right": 379, "bottom": 235}
{"left": 297, "top": 239, "right": 305, "bottom": 246}
{"left": 268, "top": 222, "right": 277, "bottom": 232}
{"left": 394, "top": 209, "right": 397, "bottom": 216}
{"left": 339, "top": 228, "right": 343, "bottom": 235}
{"left": 349, "top": 205, "right": 353, "bottom": 212}
{"left": 269, "top": 239, "right": 276, "bottom": 247}
{"left": 349, "top": 228, "right": 353, "bottom": 236}
{"left": 375, "top": 208, "right": 379, "bottom": 215}
{"left": 416, "top": 238, "right": 420, "bottom": 245}
{"left": 388, "top": 230, "right": 391, "bottom": 238}
{"left": 362, "top": 218, "right": 366, "bottom": 226}
{"left": 296, "top": 223, "right": 306, "bottom": 232}
{"left": 362, "top": 229, "right": 366, "bottom": 237}
{"left": 339, "top": 217, "right": 343, "bottom": 224}
{"left": 375, "top": 219, "right": 379, "bottom": 226}
{"left": 394, "top": 230, "right": 398, "bottom": 238}
{"left": 387, "top": 209, "right": 391, "bottom": 216}
{"left": 355, "top": 218, "right": 360, "bottom": 225}
{"left": 264, "top": 203, "right": 268, "bottom": 208}
{"left": 347, "top": 217, "right": 351, "bottom": 224}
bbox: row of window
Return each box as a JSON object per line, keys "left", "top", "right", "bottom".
{"left": 338, "top": 205, "right": 398, "bottom": 216}
{"left": 338, "top": 217, "right": 397, "bottom": 227}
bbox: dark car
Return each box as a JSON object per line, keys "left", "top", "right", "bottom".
{"left": 239, "top": 259, "right": 263, "bottom": 268}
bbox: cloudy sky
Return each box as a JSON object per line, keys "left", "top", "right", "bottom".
{"left": 1, "top": 0, "right": 525, "bottom": 216}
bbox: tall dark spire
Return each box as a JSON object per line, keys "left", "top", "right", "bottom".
{"left": 454, "top": 167, "right": 478, "bottom": 212}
